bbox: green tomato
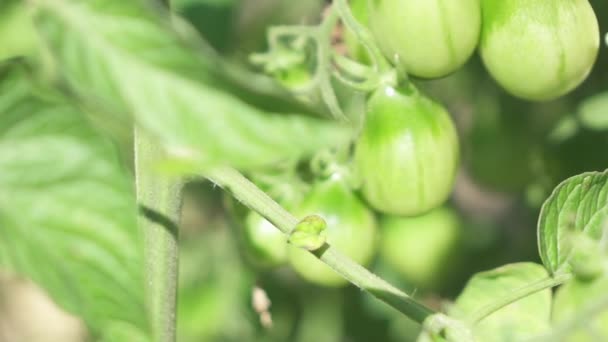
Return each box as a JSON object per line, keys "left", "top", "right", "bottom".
{"left": 480, "top": 0, "right": 599, "bottom": 101}
{"left": 379, "top": 207, "right": 462, "bottom": 290}
{"left": 354, "top": 86, "right": 459, "bottom": 216}
{"left": 368, "top": 0, "right": 481, "bottom": 78}
{"left": 243, "top": 211, "right": 288, "bottom": 267}
{"left": 288, "top": 175, "right": 378, "bottom": 287}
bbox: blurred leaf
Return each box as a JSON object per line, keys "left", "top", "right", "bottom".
{"left": 548, "top": 115, "right": 579, "bottom": 144}
{"left": 33, "top": 0, "right": 350, "bottom": 172}
{"left": 552, "top": 276, "right": 608, "bottom": 341}
{"left": 0, "top": 1, "right": 38, "bottom": 61}
{"left": 538, "top": 170, "right": 608, "bottom": 274}
{"left": 170, "top": 0, "right": 237, "bottom": 52}
{"left": 579, "top": 92, "right": 608, "bottom": 131}
{"left": 0, "top": 62, "right": 149, "bottom": 340}
{"left": 452, "top": 263, "right": 551, "bottom": 342}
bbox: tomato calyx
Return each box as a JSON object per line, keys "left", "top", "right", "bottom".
{"left": 288, "top": 215, "right": 328, "bottom": 251}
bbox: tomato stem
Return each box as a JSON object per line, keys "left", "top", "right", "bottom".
{"left": 135, "top": 129, "right": 181, "bottom": 342}
{"left": 207, "top": 167, "right": 436, "bottom": 324}
{"left": 466, "top": 272, "right": 572, "bottom": 325}
{"left": 333, "top": 0, "right": 397, "bottom": 84}
{"left": 315, "top": 6, "right": 348, "bottom": 121}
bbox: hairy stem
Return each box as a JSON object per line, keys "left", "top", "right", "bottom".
{"left": 467, "top": 273, "right": 572, "bottom": 325}
{"left": 206, "top": 167, "right": 435, "bottom": 324}
{"left": 315, "top": 6, "right": 347, "bottom": 121}
{"left": 135, "top": 129, "right": 181, "bottom": 342}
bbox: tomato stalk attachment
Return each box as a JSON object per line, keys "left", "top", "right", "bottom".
{"left": 206, "top": 167, "right": 436, "bottom": 324}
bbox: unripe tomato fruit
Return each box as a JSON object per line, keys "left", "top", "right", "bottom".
{"left": 480, "top": 0, "right": 599, "bottom": 101}
{"left": 368, "top": 0, "right": 481, "bottom": 78}
{"left": 354, "top": 86, "right": 459, "bottom": 216}
{"left": 288, "top": 175, "right": 378, "bottom": 287}
{"left": 243, "top": 211, "right": 288, "bottom": 267}
{"left": 379, "top": 207, "right": 462, "bottom": 290}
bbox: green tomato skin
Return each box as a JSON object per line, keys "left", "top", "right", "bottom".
{"left": 354, "top": 86, "right": 459, "bottom": 216}
{"left": 368, "top": 0, "right": 481, "bottom": 78}
{"left": 480, "top": 0, "right": 599, "bottom": 101}
{"left": 244, "top": 211, "right": 288, "bottom": 267}
{"left": 379, "top": 207, "right": 462, "bottom": 289}
{"left": 288, "top": 176, "right": 378, "bottom": 287}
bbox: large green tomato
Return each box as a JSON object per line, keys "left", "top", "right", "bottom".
{"left": 368, "top": 0, "right": 481, "bottom": 78}
{"left": 379, "top": 207, "right": 462, "bottom": 290}
{"left": 243, "top": 211, "right": 288, "bottom": 267}
{"left": 354, "top": 86, "right": 459, "bottom": 216}
{"left": 288, "top": 175, "right": 378, "bottom": 287}
{"left": 480, "top": 0, "right": 599, "bottom": 101}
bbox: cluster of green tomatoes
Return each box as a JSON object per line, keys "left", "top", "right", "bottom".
{"left": 241, "top": 0, "right": 600, "bottom": 288}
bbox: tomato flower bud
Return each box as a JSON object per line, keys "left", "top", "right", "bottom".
{"left": 480, "top": 0, "right": 599, "bottom": 101}
{"left": 355, "top": 86, "right": 459, "bottom": 216}
{"left": 368, "top": 0, "right": 481, "bottom": 78}
{"left": 288, "top": 175, "right": 378, "bottom": 287}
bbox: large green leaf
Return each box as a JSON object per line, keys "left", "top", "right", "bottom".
{"left": 538, "top": 170, "right": 608, "bottom": 274}
{"left": 552, "top": 276, "right": 608, "bottom": 342}
{"left": 32, "top": 0, "right": 351, "bottom": 172}
{"left": 451, "top": 263, "right": 552, "bottom": 342}
{"left": 0, "top": 62, "right": 149, "bottom": 340}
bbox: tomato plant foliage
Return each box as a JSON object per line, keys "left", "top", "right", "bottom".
{"left": 1, "top": 0, "right": 607, "bottom": 341}
{"left": 0, "top": 62, "right": 148, "bottom": 340}
{"left": 33, "top": 0, "right": 351, "bottom": 172}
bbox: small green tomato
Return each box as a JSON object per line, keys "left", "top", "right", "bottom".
{"left": 368, "top": 0, "right": 481, "bottom": 78}
{"left": 380, "top": 207, "right": 462, "bottom": 289}
{"left": 243, "top": 211, "right": 288, "bottom": 267}
{"left": 288, "top": 175, "right": 378, "bottom": 287}
{"left": 354, "top": 86, "right": 459, "bottom": 216}
{"left": 480, "top": 0, "right": 599, "bottom": 101}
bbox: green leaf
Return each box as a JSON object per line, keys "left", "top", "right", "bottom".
{"left": 552, "top": 277, "right": 608, "bottom": 341}
{"left": 0, "top": 62, "right": 149, "bottom": 340}
{"left": 578, "top": 92, "right": 608, "bottom": 131}
{"left": 452, "top": 263, "right": 552, "bottom": 342}
{"left": 538, "top": 170, "right": 608, "bottom": 274}
{"left": 32, "top": 0, "right": 351, "bottom": 172}
{"left": 0, "top": 1, "right": 38, "bottom": 61}
{"left": 170, "top": 0, "right": 237, "bottom": 52}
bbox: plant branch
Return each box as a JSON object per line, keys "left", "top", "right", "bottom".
{"left": 315, "top": 6, "right": 347, "bottom": 121}
{"left": 333, "top": 0, "right": 393, "bottom": 78}
{"left": 135, "top": 129, "right": 181, "bottom": 342}
{"left": 206, "top": 167, "right": 435, "bottom": 324}
{"left": 467, "top": 273, "right": 572, "bottom": 325}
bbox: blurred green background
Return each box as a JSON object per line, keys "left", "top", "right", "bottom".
{"left": 1, "top": 0, "right": 607, "bottom": 341}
